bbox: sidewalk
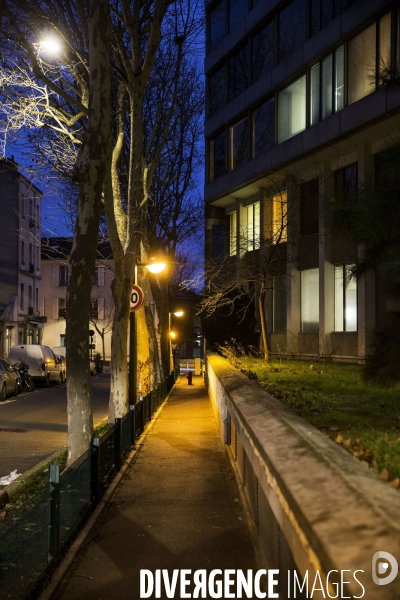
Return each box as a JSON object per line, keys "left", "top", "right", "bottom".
{"left": 55, "top": 375, "right": 261, "bottom": 600}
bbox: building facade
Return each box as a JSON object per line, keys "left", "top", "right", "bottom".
{"left": 40, "top": 238, "right": 114, "bottom": 361}
{"left": 205, "top": 0, "right": 400, "bottom": 361}
{"left": 0, "top": 159, "right": 44, "bottom": 358}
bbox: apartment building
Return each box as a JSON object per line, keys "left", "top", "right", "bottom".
{"left": 40, "top": 238, "right": 114, "bottom": 361}
{"left": 205, "top": 0, "right": 400, "bottom": 361}
{"left": 0, "top": 158, "right": 44, "bottom": 358}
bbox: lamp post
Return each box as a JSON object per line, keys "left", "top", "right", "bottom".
{"left": 129, "top": 258, "right": 166, "bottom": 405}
{"left": 169, "top": 310, "right": 183, "bottom": 371}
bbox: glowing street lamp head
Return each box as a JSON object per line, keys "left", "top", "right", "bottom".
{"left": 173, "top": 310, "right": 184, "bottom": 317}
{"left": 145, "top": 258, "right": 167, "bottom": 274}
{"left": 40, "top": 35, "right": 62, "bottom": 55}
{"left": 170, "top": 331, "right": 177, "bottom": 339}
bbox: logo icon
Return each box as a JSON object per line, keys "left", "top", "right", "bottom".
{"left": 372, "top": 551, "right": 398, "bottom": 585}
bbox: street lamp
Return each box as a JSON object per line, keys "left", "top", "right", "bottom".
{"left": 169, "top": 310, "right": 183, "bottom": 370}
{"left": 129, "top": 258, "right": 166, "bottom": 406}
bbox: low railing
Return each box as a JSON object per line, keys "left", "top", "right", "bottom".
{"left": 0, "top": 366, "right": 179, "bottom": 600}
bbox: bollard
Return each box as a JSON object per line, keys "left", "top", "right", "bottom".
{"left": 187, "top": 370, "right": 193, "bottom": 385}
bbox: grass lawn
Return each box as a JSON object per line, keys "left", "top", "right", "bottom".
{"left": 232, "top": 355, "right": 400, "bottom": 486}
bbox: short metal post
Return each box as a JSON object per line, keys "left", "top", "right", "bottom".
{"left": 48, "top": 464, "right": 60, "bottom": 560}
{"left": 91, "top": 438, "right": 100, "bottom": 503}
{"left": 130, "top": 404, "right": 136, "bottom": 446}
{"left": 224, "top": 414, "right": 231, "bottom": 446}
{"left": 140, "top": 396, "right": 144, "bottom": 432}
{"left": 114, "top": 418, "right": 122, "bottom": 471}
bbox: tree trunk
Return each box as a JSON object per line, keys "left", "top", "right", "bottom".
{"left": 149, "top": 276, "right": 170, "bottom": 377}
{"left": 66, "top": 0, "right": 111, "bottom": 465}
{"left": 108, "top": 255, "right": 130, "bottom": 421}
{"left": 258, "top": 285, "right": 270, "bottom": 361}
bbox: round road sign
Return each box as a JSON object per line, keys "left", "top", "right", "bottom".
{"left": 130, "top": 284, "right": 144, "bottom": 312}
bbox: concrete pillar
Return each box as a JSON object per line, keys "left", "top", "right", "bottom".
{"left": 357, "top": 143, "right": 375, "bottom": 359}
{"left": 286, "top": 176, "right": 300, "bottom": 354}
{"left": 318, "top": 161, "right": 334, "bottom": 356}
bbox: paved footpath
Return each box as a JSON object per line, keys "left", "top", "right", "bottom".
{"left": 55, "top": 375, "right": 261, "bottom": 600}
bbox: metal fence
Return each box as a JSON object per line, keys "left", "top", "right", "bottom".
{"left": 0, "top": 367, "right": 179, "bottom": 600}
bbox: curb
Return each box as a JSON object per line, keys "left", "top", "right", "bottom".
{"left": 37, "top": 382, "right": 177, "bottom": 600}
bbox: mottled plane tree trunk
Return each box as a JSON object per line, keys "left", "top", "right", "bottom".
{"left": 66, "top": 0, "right": 111, "bottom": 463}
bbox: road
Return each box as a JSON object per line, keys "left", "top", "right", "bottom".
{"left": 0, "top": 372, "right": 110, "bottom": 482}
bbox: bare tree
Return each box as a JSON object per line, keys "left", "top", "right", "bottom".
{"left": 184, "top": 185, "right": 291, "bottom": 361}
{"left": 1, "top": 0, "right": 112, "bottom": 463}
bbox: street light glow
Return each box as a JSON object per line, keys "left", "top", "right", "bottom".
{"left": 170, "top": 331, "right": 177, "bottom": 339}
{"left": 40, "top": 35, "right": 62, "bottom": 55}
{"left": 145, "top": 259, "right": 167, "bottom": 274}
{"left": 173, "top": 310, "right": 184, "bottom": 317}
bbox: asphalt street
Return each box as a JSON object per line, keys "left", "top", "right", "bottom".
{"left": 0, "top": 372, "right": 110, "bottom": 481}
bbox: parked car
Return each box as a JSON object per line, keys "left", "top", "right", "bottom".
{"left": 53, "top": 346, "right": 96, "bottom": 376}
{"left": 0, "top": 358, "right": 19, "bottom": 400}
{"left": 7, "top": 345, "right": 63, "bottom": 387}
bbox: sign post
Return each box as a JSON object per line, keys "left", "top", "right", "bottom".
{"left": 129, "top": 281, "right": 144, "bottom": 406}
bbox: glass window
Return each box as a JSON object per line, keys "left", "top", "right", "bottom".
{"left": 310, "top": 63, "right": 320, "bottom": 126}
{"left": 278, "top": 74, "right": 306, "bottom": 143}
{"left": 334, "top": 164, "right": 358, "bottom": 204}
{"left": 228, "top": 46, "right": 248, "bottom": 102}
{"left": 209, "top": 66, "right": 226, "bottom": 116}
{"left": 272, "top": 192, "right": 287, "bottom": 243}
{"left": 209, "top": 131, "right": 226, "bottom": 181}
{"left": 229, "top": 118, "right": 249, "bottom": 171}
{"left": 90, "top": 298, "right": 98, "bottom": 320}
{"left": 301, "top": 268, "right": 319, "bottom": 333}
{"left": 300, "top": 179, "right": 319, "bottom": 236}
{"left": 212, "top": 224, "right": 225, "bottom": 263}
{"left": 59, "top": 298, "right": 66, "bottom": 318}
{"left": 379, "top": 13, "right": 391, "bottom": 84}
{"left": 229, "top": 212, "right": 236, "bottom": 256}
{"left": 252, "top": 98, "right": 275, "bottom": 157}
{"left": 229, "top": 0, "right": 248, "bottom": 31}
{"left": 246, "top": 202, "right": 260, "bottom": 251}
{"left": 279, "top": 0, "right": 307, "bottom": 62}
{"left": 334, "top": 264, "right": 357, "bottom": 331}
{"left": 273, "top": 276, "right": 287, "bottom": 333}
{"left": 322, "top": 53, "right": 333, "bottom": 120}
{"left": 59, "top": 265, "right": 68, "bottom": 286}
{"left": 348, "top": 23, "right": 376, "bottom": 105}
{"left": 208, "top": 0, "right": 226, "bottom": 52}
{"left": 335, "top": 45, "right": 345, "bottom": 112}
{"left": 252, "top": 21, "right": 276, "bottom": 83}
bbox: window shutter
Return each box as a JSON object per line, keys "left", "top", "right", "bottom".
{"left": 53, "top": 265, "right": 59, "bottom": 286}
{"left": 98, "top": 298, "right": 105, "bottom": 320}
{"left": 98, "top": 266, "right": 105, "bottom": 286}
{"left": 39, "top": 298, "right": 45, "bottom": 317}
{"left": 52, "top": 298, "right": 59, "bottom": 320}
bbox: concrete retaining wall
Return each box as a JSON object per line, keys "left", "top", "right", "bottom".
{"left": 205, "top": 352, "right": 400, "bottom": 600}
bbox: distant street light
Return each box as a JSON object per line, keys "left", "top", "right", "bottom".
{"left": 129, "top": 258, "right": 166, "bottom": 406}
{"left": 169, "top": 309, "right": 183, "bottom": 370}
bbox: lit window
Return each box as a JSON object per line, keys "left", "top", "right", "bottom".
{"left": 334, "top": 264, "right": 357, "bottom": 331}
{"left": 348, "top": 24, "right": 376, "bottom": 105}
{"left": 310, "top": 46, "right": 344, "bottom": 126}
{"left": 278, "top": 75, "right": 306, "bottom": 143}
{"left": 229, "top": 212, "right": 236, "bottom": 256}
{"left": 301, "top": 268, "right": 319, "bottom": 333}
{"left": 379, "top": 13, "right": 391, "bottom": 83}
{"left": 58, "top": 298, "right": 66, "bottom": 319}
{"left": 245, "top": 202, "right": 260, "bottom": 251}
{"left": 229, "top": 118, "right": 249, "bottom": 170}
{"left": 272, "top": 192, "right": 287, "bottom": 243}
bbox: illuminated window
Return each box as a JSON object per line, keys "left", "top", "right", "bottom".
{"left": 272, "top": 192, "right": 287, "bottom": 243}
{"left": 229, "top": 212, "right": 236, "bottom": 256}
{"left": 348, "top": 24, "right": 376, "bottom": 105}
{"left": 334, "top": 264, "right": 357, "bottom": 331}
{"left": 310, "top": 46, "right": 344, "bottom": 126}
{"left": 278, "top": 75, "right": 306, "bottom": 143}
{"left": 245, "top": 202, "right": 260, "bottom": 251}
{"left": 301, "top": 268, "right": 319, "bottom": 332}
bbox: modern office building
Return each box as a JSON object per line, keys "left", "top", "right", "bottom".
{"left": 205, "top": 0, "right": 400, "bottom": 361}
{"left": 0, "top": 158, "right": 44, "bottom": 357}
